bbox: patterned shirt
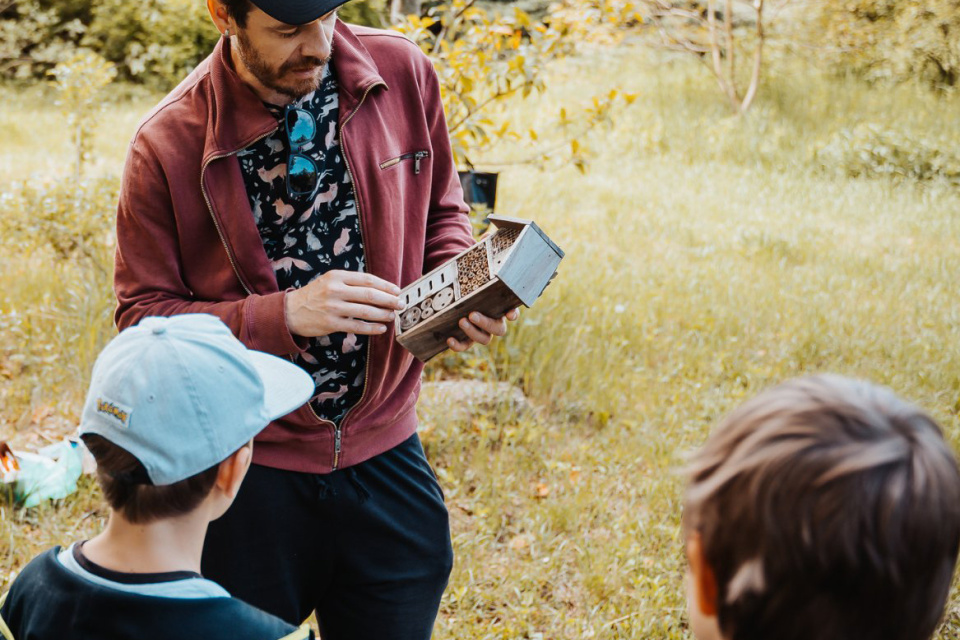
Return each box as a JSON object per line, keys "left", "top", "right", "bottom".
{"left": 237, "top": 63, "right": 367, "bottom": 424}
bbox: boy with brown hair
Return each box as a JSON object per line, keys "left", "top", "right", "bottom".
{"left": 0, "top": 314, "right": 316, "bottom": 640}
{"left": 684, "top": 374, "right": 960, "bottom": 640}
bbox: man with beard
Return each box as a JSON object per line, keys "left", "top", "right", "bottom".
{"left": 112, "top": 1, "right": 518, "bottom": 638}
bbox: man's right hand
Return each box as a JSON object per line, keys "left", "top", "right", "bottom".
{"left": 284, "top": 270, "right": 405, "bottom": 338}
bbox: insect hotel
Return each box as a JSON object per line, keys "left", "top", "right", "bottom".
{"left": 395, "top": 215, "right": 564, "bottom": 362}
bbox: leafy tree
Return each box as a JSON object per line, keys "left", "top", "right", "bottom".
{"left": 643, "top": 0, "right": 795, "bottom": 115}
{"left": 48, "top": 50, "right": 116, "bottom": 179}
{"left": 810, "top": 0, "right": 960, "bottom": 90}
{"left": 0, "top": 0, "right": 84, "bottom": 80}
{"left": 340, "top": 0, "right": 388, "bottom": 27}
{"left": 81, "top": 0, "right": 218, "bottom": 87}
{"left": 396, "top": 0, "right": 638, "bottom": 170}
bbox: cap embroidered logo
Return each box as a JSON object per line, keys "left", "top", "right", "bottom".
{"left": 96, "top": 398, "right": 131, "bottom": 428}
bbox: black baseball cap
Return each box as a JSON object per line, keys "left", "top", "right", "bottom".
{"left": 251, "top": 0, "right": 352, "bottom": 25}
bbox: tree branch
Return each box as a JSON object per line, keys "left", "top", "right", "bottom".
{"left": 739, "top": 0, "right": 765, "bottom": 113}
{"left": 432, "top": 0, "right": 478, "bottom": 55}
{"left": 446, "top": 82, "right": 530, "bottom": 133}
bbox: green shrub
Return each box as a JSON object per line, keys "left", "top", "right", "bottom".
{"left": 0, "top": 0, "right": 83, "bottom": 80}
{"left": 82, "top": 0, "right": 219, "bottom": 88}
{"left": 340, "top": 0, "right": 388, "bottom": 28}
{"left": 0, "top": 177, "right": 118, "bottom": 417}
{"left": 0, "top": 177, "right": 117, "bottom": 272}
{"left": 809, "top": 0, "right": 960, "bottom": 91}
{"left": 816, "top": 124, "right": 960, "bottom": 185}
{"left": 49, "top": 50, "right": 117, "bottom": 177}
{"left": 4, "top": 0, "right": 387, "bottom": 88}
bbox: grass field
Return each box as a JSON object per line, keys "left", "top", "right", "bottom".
{"left": 2, "top": 38, "right": 960, "bottom": 639}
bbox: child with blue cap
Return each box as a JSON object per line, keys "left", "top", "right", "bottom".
{"left": 0, "top": 314, "right": 316, "bottom": 640}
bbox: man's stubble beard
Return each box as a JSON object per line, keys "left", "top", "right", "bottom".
{"left": 235, "top": 29, "right": 331, "bottom": 100}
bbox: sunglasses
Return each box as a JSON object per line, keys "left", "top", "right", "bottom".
{"left": 284, "top": 105, "right": 320, "bottom": 200}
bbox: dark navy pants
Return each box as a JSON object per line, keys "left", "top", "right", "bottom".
{"left": 202, "top": 433, "right": 453, "bottom": 640}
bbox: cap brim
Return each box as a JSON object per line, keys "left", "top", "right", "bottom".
{"left": 253, "top": 0, "right": 353, "bottom": 25}
{"left": 246, "top": 351, "right": 315, "bottom": 421}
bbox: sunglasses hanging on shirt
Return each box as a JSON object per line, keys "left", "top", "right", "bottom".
{"left": 284, "top": 105, "right": 321, "bottom": 200}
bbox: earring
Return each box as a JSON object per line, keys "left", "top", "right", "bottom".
{"left": 224, "top": 28, "right": 230, "bottom": 38}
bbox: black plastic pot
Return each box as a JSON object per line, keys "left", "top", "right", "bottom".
{"left": 458, "top": 171, "right": 499, "bottom": 212}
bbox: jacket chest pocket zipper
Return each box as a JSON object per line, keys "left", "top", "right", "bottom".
{"left": 379, "top": 150, "right": 430, "bottom": 174}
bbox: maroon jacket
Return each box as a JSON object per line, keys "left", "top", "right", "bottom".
{"left": 114, "top": 22, "right": 474, "bottom": 473}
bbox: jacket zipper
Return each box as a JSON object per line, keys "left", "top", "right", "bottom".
{"left": 324, "top": 81, "right": 383, "bottom": 470}
{"left": 200, "top": 128, "right": 278, "bottom": 296}
{"left": 379, "top": 150, "right": 430, "bottom": 174}
{"left": 202, "top": 84, "right": 382, "bottom": 472}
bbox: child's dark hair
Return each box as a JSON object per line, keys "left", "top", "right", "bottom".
{"left": 684, "top": 375, "right": 960, "bottom": 640}
{"left": 81, "top": 434, "right": 220, "bottom": 524}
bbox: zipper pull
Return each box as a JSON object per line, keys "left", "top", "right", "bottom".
{"left": 333, "top": 427, "right": 342, "bottom": 469}
{"left": 414, "top": 151, "right": 428, "bottom": 174}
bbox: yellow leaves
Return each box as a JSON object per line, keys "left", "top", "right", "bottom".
{"left": 514, "top": 8, "right": 533, "bottom": 29}
{"left": 403, "top": 15, "right": 436, "bottom": 30}
{"left": 406, "top": 0, "right": 635, "bottom": 167}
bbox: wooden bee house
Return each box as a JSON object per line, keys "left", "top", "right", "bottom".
{"left": 395, "top": 215, "right": 564, "bottom": 362}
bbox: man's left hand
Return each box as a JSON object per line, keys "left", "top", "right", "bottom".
{"left": 447, "top": 309, "right": 520, "bottom": 352}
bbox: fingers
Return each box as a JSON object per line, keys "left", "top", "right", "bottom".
{"left": 317, "top": 276, "right": 403, "bottom": 311}
{"left": 340, "top": 285, "right": 405, "bottom": 311}
{"left": 447, "top": 335, "right": 474, "bottom": 352}
{"left": 458, "top": 315, "right": 493, "bottom": 345}
{"left": 464, "top": 312, "right": 507, "bottom": 338}
{"left": 338, "top": 319, "right": 391, "bottom": 336}
{"left": 339, "top": 271, "right": 403, "bottom": 295}
{"left": 444, "top": 309, "right": 519, "bottom": 352}
{"left": 339, "top": 302, "right": 397, "bottom": 324}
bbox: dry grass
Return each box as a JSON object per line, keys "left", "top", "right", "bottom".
{"left": 2, "top": 38, "right": 960, "bottom": 639}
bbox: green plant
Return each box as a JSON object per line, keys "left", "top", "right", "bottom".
{"left": 0, "top": 177, "right": 117, "bottom": 273}
{"left": 339, "top": 0, "right": 388, "bottom": 28}
{"left": 816, "top": 124, "right": 960, "bottom": 184}
{"left": 0, "top": 177, "right": 118, "bottom": 422}
{"left": 48, "top": 50, "right": 116, "bottom": 179}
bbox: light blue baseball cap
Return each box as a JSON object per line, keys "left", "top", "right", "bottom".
{"left": 79, "top": 314, "right": 314, "bottom": 486}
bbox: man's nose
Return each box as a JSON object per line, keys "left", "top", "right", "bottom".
{"left": 299, "top": 19, "right": 334, "bottom": 60}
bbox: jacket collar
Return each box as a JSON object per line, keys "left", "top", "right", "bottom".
{"left": 205, "top": 20, "right": 386, "bottom": 162}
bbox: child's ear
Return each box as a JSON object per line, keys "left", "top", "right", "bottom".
{"left": 687, "top": 533, "right": 719, "bottom": 617}
{"left": 215, "top": 442, "right": 253, "bottom": 500}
